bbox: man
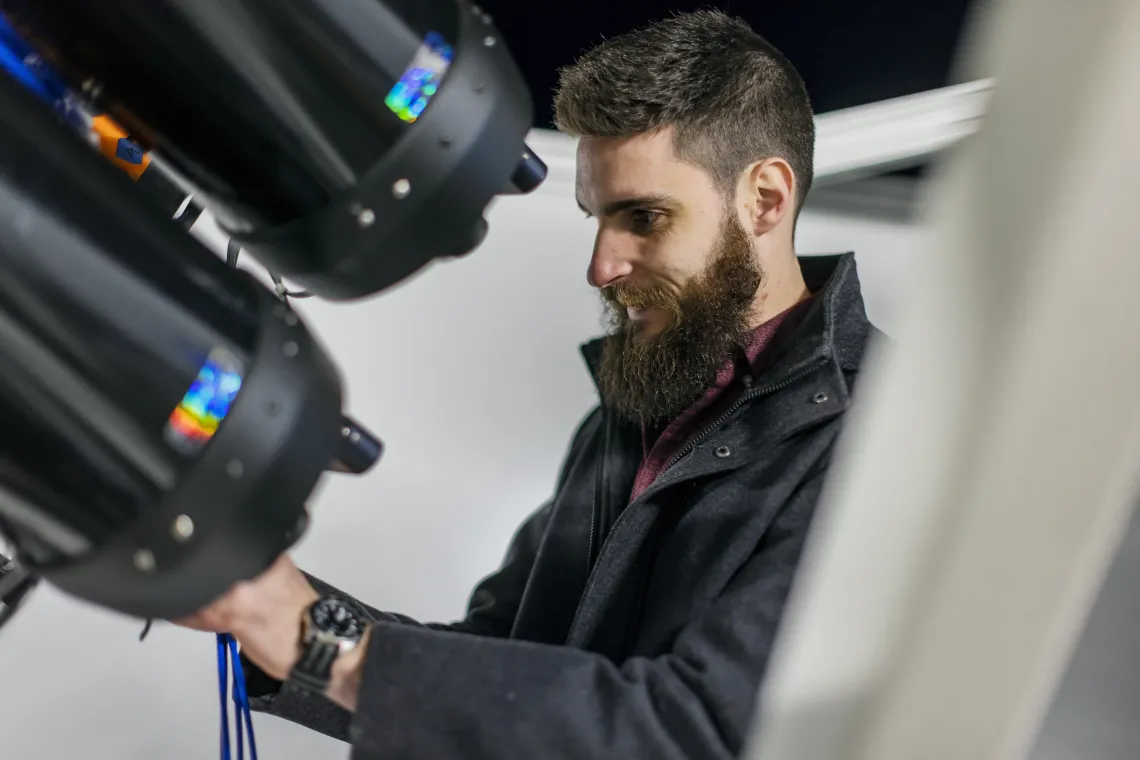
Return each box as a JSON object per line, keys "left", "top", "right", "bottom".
{"left": 179, "top": 10, "right": 879, "bottom": 759}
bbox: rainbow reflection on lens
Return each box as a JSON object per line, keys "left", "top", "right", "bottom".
{"left": 385, "top": 31, "right": 454, "bottom": 124}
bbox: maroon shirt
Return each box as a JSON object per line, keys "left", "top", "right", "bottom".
{"left": 630, "top": 294, "right": 817, "bottom": 502}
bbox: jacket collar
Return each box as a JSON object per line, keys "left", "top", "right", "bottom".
{"left": 580, "top": 252, "right": 873, "bottom": 392}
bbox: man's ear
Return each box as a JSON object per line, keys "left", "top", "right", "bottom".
{"left": 742, "top": 158, "right": 795, "bottom": 236}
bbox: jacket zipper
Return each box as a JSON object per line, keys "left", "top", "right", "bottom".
{"left": 573, "top": 357, "right": 830, "bottom": 633}
{"left": 585, "top": 411, "right": 612, "bottom": 574}
{"left": 658, "top": 358, "right": 830, "bottom": 477}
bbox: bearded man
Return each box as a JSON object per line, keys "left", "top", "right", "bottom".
{"left": 176, "top": 10, "right": 880, "bottom": 760}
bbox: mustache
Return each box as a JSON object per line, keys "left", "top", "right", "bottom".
{"left": 602, "top": 281, "right": 681, "bottom": 313}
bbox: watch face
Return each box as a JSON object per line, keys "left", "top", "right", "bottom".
{"left": 310, "top": 597, "right": 364, "bottom": 642}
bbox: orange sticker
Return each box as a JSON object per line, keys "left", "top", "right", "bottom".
{"left": 90, "top": 115, "right": 151, "bottom": 181}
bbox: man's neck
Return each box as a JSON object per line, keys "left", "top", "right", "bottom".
{"left": 748, "top": 250, "right": 810, "bottom": 329}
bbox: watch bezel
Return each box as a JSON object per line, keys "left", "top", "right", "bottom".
{"left": 303, "top": 596, "right": 367, "bottom": 653}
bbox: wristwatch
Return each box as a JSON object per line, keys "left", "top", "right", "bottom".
{"left": 288, "top": 595, "right": 369, "bottom": 694}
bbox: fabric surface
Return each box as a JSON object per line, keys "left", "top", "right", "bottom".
{"left": 243, "top": 253, "right": 880, "bottom": 760}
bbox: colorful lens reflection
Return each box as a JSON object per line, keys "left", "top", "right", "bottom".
{"left": 165, "top": 349, "right": 243, "bottom": 454}
{"left": 385, "top": 31, "right": 454, "bottom": 124}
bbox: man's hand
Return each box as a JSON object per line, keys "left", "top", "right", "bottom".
{"left": 174, "top": 553, "right": 319, "bottom": 681}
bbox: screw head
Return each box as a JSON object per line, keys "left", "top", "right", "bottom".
{"left": 133, "top": 549, "right": 156, "bottom": 572}
{"left": 282, "top": 340, "right": 299, "bottom": 358}
{"left": 392, "top": 178, "right": 411, "bottom": 199}
{"left": 173, "top": 515, "right": 195, "bottom": 541}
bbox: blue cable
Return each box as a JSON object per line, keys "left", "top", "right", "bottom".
{"left": 216, "top": 635, "right": 233, "bottom": 760}
{"left": 217, "top": 633, "right": 259, "bottom": 760}
{"left": 229, "top": 636, "right": 259, "bottom": 760}
{"left": 0, "top": 40, "right": 50, "bottom": 100}
{"left": 0, "top": 13, "right": 77, "bottom": 110}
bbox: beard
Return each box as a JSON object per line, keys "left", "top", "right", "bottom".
{"left": 597, "top": 214, "right": 764, "bottom": 426}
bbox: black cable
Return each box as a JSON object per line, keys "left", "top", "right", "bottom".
{"left": 225, "top": 240, "right": 312, "bottom": 300}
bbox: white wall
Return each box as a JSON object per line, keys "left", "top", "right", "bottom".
{"left": 0, "top": 177, "right": 932, "bottom": 759}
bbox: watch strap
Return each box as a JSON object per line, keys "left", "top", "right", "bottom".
{"left": 288, "top": 634, "right": 339, "bottom": 693}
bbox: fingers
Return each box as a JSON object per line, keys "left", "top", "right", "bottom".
{"left": 168, "top": 553, "right": 303, "bottom": 633}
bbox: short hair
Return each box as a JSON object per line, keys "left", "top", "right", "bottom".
{"left": 553, "top": 10, "right": 816, "bottom": 215}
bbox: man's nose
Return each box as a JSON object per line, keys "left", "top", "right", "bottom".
{"left": 587, "top": 236, "right": 634, "bottom": 289}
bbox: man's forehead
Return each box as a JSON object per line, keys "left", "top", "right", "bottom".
{"left": 574, "top": 132, "right": 697, "bottom": 211}
{"left": 576, "top": 133, "right": 676, "bottom": 179}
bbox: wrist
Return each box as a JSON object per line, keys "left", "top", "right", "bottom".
{"left": 232, "top": 587, "right": 317, "bottom": 681}
{"left": 325, "top": 624, "right": 372, "bottom": 712}
{"left": 285, "top": 595, "right": 370, "bottom": 702}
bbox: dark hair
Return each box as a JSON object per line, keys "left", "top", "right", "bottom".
{"left": 553, "top": 10, "right": 815, "bottom": 214}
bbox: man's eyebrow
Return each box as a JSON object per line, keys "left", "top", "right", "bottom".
{"left": 576, "top": 194, "right": 678, "bottom": 217}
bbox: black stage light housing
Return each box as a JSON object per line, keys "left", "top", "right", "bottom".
{"left": 0, "top": 0, "right": 545, "bottom": 301}
{"left": 0, "top": 70, "right": 366, "bottom": 621}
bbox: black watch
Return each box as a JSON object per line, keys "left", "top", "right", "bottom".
{"left": 287, "top": 596, "right": 369, "bottom": 694}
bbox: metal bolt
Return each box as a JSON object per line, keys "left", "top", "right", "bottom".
{"left": 282, "top": 340, "right": 299, "bottom": 358}
{"left": 342, "top": 426, "right": 351, "bottom": 437}
{"left": 283, "top": 312, "right": 299, "bottom": 326}
{"left": 226, "top": 459, "right": 244, "bottom": 479}
{"left": 812, "top": 391, "right": 830, "bottom": 404}
{"left": 356, "top": 207, "right": 376, "bottom": 227}
{"left": 483, "top": 36, "right": 496, "bottom": 47}
{"left": 392, "top": 178, "right": 411, "bottom": 199}
{"left": 82, "top": 78, "right": 103, "bottom": 99}
{"left": 133, "top": 549, "right": 156, "bottom": 572}
{"left": 714, "top": 445, "right": 732, "bottom": 458}
{"left": 349, "top": 431, "right": 361, "bottom": 443}
{"left": 173, "top": 515, "right": 195, "bottom": 541}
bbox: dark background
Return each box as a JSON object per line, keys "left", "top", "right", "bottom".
{"left": 476, "top": 0, "right": 980, "bottom": 128}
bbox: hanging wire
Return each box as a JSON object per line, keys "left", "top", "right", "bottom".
{"left": 226, "top": 240, "right": 313, "bottom": 300}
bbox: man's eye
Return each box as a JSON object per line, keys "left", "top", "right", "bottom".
{"left": 630, "top": 209, "right": 661, "bottom": 230}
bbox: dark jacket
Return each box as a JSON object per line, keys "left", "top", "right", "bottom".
{"left": 247, "top": 252, "right": 878, "bottom": 759}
